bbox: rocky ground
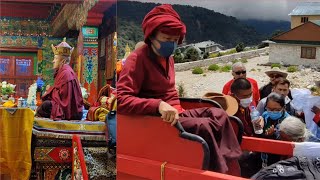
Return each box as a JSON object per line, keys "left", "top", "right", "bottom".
{"left": 175, "top": 55, "right": 320, "bottom": 98}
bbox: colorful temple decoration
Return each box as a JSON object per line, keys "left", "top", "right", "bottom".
{"left": 0, "top": 18, "right": 52, "bottom": 37}
{"left": 81, "top": 26, "right": 99, "bottom": 104}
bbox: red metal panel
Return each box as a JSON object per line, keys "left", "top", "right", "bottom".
{"left": 117, "top": 155, "right": 248, "bottom": 180}
{"left": 241, "top": 136, "right": 294, "bottom": 156}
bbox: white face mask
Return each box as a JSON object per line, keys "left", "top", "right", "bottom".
{"left": 240, "top": 96, "right": 253, "bottom": 108}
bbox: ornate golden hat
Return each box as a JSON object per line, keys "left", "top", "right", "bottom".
{"left": 51, "top": 37, "right": 74, "bottom": 56}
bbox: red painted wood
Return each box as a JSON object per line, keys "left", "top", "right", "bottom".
{"left": 241, "top": 136, "right": 294, "bottom": 156}
{"left": 118, "top": 114, "right": 205, "bottom": 170}
{"left": 72, "top": 135, "right": 88, "bottom": 180}
{"left": 117, "top": 155, "right": 248, "bottom": 180}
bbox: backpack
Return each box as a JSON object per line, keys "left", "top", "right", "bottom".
{"left": 251, "top": 156, "right": 320, "bottom": 180}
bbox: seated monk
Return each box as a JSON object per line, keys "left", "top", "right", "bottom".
{"left": 36, "top": 38, "right": 83, "bottom": 120}
{"left": 117, "top": 4, "right": 241, "bottom": 173}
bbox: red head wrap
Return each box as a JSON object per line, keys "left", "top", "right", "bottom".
{"left": 142, "top": 4, "right": 186, "bottom": 45}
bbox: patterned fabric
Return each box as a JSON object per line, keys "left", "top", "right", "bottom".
{"left": 83, "top": 147, "right": 116, "bottom": 179}
{"left": 33, "top": 117, "right": 106, "bottom": 141}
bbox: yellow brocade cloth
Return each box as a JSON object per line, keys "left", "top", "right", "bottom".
{"left": 0, "top": 108, "right": 34, "bottom": 180}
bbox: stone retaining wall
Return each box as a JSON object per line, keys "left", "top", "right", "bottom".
{"left": 174, "top": 47, "right": 269, "bottom": 71}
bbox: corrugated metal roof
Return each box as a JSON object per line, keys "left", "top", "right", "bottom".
{"left": 311, "top": 20, "right": 320, "bottom": 26}
{"left": 289, "top": 2, "right": 320, "bottom": 16}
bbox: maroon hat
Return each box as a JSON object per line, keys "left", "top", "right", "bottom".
{"left": 142, "top": 4, "right": 186, "bottom": 44}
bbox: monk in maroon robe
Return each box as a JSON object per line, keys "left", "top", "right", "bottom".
{"left": 36, "top": 38, "right": 83, "bottom": 120}
{"left": 117, "top": 4, "right": 241, "bottom": 174}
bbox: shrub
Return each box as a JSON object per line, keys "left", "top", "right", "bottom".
{"left": 235, "top": 42, "right": 245, "bottom": 52}
{"left": 240, "top": 58, "right": 248, "bottom": 63}
{"left": 257, "top": 42, "right": 269, "bottom": 49}
{"left": 220, "top": 65, "right": 232, "bottom": 72}
{"left": 202, "top": 74, "right": 207, "bottom": 77}
{"left": 250, "top": 68, "right": 256, "bottom": 72}
{"left": 232, "top": 59, "right": 239, "bottom": 64}
{"left": 203, "top": 52, "right": 210, "bottom": 59}
{"left": 208, "top": 64, "right": 220, "bottom": 71}
{"left": 177, "top": 82, "right": 186, "bottom": 97}
{"left": 287, "top": 66, "right": 298, "bottom": 73}
{"left": 271, "top": 63, "right": 282, "bottom": 68}
{"left": 192, "top": 67, "right": 204, "bottom": 74}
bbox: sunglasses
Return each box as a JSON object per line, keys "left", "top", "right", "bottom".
{"left": 234, "top": 70, "right": 246, "bottom": 75}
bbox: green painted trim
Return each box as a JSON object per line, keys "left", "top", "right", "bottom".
{"left": 0, "top": 52, "right": 38, "bottom": 75}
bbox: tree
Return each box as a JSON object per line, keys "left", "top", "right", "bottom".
{"left": 235, "top": 42, "right": 245, "bottom": 52}
{"left": 203, "top": 52, "right": 210, "bottom": 59}
{"left": 173, "top": 49, "right": 185, "bottom": 63}
{"left": 185, "top": 46, "right": 201, "bottom": 61}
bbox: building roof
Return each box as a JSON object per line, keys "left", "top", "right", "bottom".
{"left": 193, "top": 40, "right": 223, "bottom": 48}
{"left": 270, "top": 21, "right": 320, "bottom": 44}
{"left": 289, "top": 2, "right": 320, "bottom": 16}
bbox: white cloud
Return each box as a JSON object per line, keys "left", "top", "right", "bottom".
{"left": 132, "top": 0, "right": 320, "bottom": 21}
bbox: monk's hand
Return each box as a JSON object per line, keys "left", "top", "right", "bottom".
{"left": 158, "top": 101, "right": 179, "bottom": 126}
{"left": 311, "top": 106, "right": 320, "bottom": 114}
{"left": 265, "top": 125, "right": 275, "bottom": 136}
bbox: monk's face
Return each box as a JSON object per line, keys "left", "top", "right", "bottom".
{"left": 52, "top": 55, "right": 66, "bottom": 69}
{"left": 150, "top": 31, "right": 180, "bottom": 56}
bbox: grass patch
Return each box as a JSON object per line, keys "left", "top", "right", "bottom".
{"left": 202, "top": 74, "right": 207, "bottom": 77}
{"left": 257, "top": 68, "right": 261, "bottom": 72}
{"left": 287, "top": 66, "right": 298, "bottom": 73}
{"left": 231, "top": 59, "right": 239, "bottom": 64}
{"left": 250, "top": 68, "right": 256, "bottom": 72}
{"left": 240, "top": 58, "right": 248, "bottom": 63}
{"left": 208, "top": 64, "right": 220, "bottom": 71}
{"left": 209, "top": 48, "right": 238, "bottom": 58}
{"left": 271, "top": 63, "right": 282, "bottom": 68}
{"left": 220, "top": 65, "right": 232, "bottom": 72}
{"left": 192, "top": 67, "right": 204, "bottom": 74}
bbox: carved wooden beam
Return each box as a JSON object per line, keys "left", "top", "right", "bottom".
{"left": 51, "top": 0, "right": 97, "bottom": 36}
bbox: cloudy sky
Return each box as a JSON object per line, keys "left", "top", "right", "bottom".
{"left": 133, "top": 0, "right": 319, "bottom": 21}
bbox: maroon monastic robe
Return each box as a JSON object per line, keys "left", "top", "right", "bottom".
{"left": 117, "top": 45, "right": 242, "bottom": 173}
{"left": 42, "top": 64, "right": 83, "bottom": 120}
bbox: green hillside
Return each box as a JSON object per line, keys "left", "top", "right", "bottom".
{"left": 117, "top": 1, "right": 264, "bottom": 58}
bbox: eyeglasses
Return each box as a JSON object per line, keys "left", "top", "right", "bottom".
{"left": 234, "top": 71, "right": 246, "bottom": 75}
{"left": 270, "top": 74, "right": 282, "bottom": 78}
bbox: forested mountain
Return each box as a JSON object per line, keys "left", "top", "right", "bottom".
{"left": 117, "top": 1, "right": 267, "bottom": 58}
{"left": 241, "top": 19, "right": 290, "bottom": 37}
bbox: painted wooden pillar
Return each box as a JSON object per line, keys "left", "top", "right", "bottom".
{"left": 81, "top": 26, "right": 98, "bottom": 104}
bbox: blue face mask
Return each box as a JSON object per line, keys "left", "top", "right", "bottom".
{"left": 266, "top": 111, "right": 283, "bottom": 120}
{"left": 153, "top": 39, "right": 177, "bottom": 58}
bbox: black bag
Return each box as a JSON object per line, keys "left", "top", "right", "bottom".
{"left": 251, "top": 156, "right": 320, "bottom": 180}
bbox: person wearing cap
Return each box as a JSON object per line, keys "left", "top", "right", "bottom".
{"left": 36, "top": 38, "right": 83, "bottom": 120}
{"left": 259, "top": 67, "right": 291, "bottom": 100}
{"left": 257, "top": 78, "right": 296, "bottom": 116}
{"left": 117, "top": 4, "right": 241, "bottom": 174}
{"left": 222, "top": 62, "right": 260, "bottom": 105}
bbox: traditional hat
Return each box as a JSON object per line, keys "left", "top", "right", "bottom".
{"left": 265, "top": 67, "right": 288, "bottom": 78}
{"left": 202, "top": 92, "right": 238, "bottom": 116}
{"left": 51, "top": 37, "right": 74, "bottom": 56}
{"left": 142, "top": 4, "right": 186, "bottom": 45}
